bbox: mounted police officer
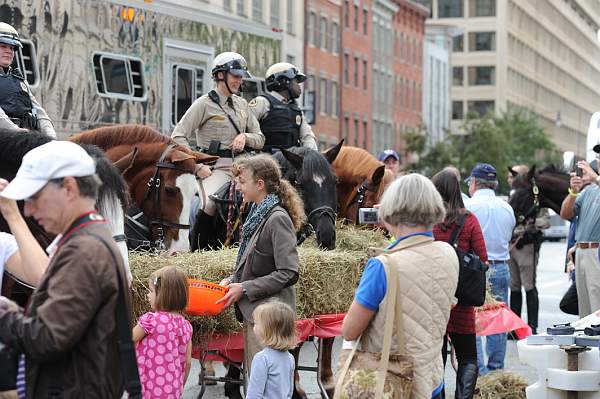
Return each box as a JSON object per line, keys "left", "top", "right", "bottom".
{"left": 249, "top": 62, "right": 317, "bottom": 152}
{"left": 0, "top": 22, "right": 56, "bottom": 138}
{"left": 171, "top": 51, "right": 264, "bottom": 250}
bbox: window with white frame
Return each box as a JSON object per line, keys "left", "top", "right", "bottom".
{"left": 252, "top": 0, "right": 263, "bottom": 22}
{"left": 319, "top": 78, "right": 328, "bottom": 114}
{"left": 223, "top": 0, "right": 233, "bottom": 11}
{"left": 331, "top": 81, "right": 339, "bottom": 117}
{"left": 171, "top": 64, "right": 204, "bottom": 126}
{"left": 13, "top": 39, "right": 39, "bottom": 87}
{"left": 331, "top": 22, "right": 339, "bottom": 54}
{"left": 308, "top": 12, "right": 317, "bottom": 46}
{"left": 237, "top": 0, "right": 246, "bottom": 16}
{"left": 286, "top": 0, "right": 294, "bottom": 33}
{"left": 270, "top": 0, "right": 280, "bottom": 28}
{"left": 320, "top": 16, "right": 328, "bottom": 50}
{"left": 92, "top": 53, "right": 146, "bottom": 100}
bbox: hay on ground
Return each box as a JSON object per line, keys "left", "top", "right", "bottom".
{"left": 474, "top": 371, "right": 528, "bottom": 399}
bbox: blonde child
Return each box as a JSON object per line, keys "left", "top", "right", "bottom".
{"left": 133, "top": 266, "right": 193, "bottom": 399}
{"left": 246, "top": 301, "right": 297, "bottom": 399}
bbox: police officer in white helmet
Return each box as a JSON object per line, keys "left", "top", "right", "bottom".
{"left": 171, "top": 52, "right": 264, "bottom": 250}
{"left": 0, "top": 22, "right": 56, "bottom": 138}
{"left": 249, "top": 62, "right": 317, "bottom": 152}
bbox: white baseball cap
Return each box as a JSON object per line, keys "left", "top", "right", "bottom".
{"left": 1, "top": 141, "right": 96, "bottom": 200}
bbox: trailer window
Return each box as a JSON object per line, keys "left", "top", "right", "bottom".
{"left": 171, "top": 65, "right": 204, "bottom": 126}
{"left": 92, "top": 53, "right": 146, "bottom": 100}
{"left": 12, "top": 40, "right": 39, "bottom": 87}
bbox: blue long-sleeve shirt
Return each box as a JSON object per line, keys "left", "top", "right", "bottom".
{"left": 246, "top": 347, "right": 295, "bottom": 399}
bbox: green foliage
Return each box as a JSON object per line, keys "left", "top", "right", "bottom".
{"left": 406, "top": 106, "right": 560, "bottom": 194}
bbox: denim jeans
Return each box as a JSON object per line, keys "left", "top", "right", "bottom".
{"left": 477, "top": 261, "right": 510, "bottom": 375}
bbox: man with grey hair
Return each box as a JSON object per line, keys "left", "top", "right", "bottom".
{"left": 465, "top": 163, "right": 516, "bottom": 375}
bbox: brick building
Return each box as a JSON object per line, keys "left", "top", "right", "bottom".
{"left": 392, "top": 0, "right": 428, "bottom": 158}
{"left": 340, "top": 0, "right": 373, "bottom": 151}
{"left": 304, "top": 0, "right": 343, "bottom": 148}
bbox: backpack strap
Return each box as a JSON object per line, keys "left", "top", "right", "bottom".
{"left": 448, "top": 212, "right": 469, "bottom": 248}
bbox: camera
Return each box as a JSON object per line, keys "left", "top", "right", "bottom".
{"left": 358, "top": 208, "right": 379, "bottom": 224}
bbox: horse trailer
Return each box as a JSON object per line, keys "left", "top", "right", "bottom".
{"left": 0, "top": 0, "right": 277, "bottom": 139}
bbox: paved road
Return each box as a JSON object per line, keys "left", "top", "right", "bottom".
{"left": 182, "top": 240, "right": 576, "bottom": 398}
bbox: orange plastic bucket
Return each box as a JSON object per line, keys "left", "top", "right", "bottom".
{"left": 186, "top": 279, "right": 229, "bottom": 316}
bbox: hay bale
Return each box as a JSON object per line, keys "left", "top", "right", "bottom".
{"left": 474, "top": 371, "right": 528, "bottom": 399}
{"left": 129, "top": 245, "right": 370, "bottom": 345}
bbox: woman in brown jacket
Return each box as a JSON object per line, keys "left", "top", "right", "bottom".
{"left": 218, "top": 154, "right": 305, "bottom": 378}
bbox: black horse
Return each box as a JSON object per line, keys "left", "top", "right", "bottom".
{"left": 190, "top": 142, "right": 342, "bottom": 251}
{"left": 0, "top": 129, "right": 130, "bottom": 302}
{"left": 508, "top": 165, "right": 570, "bottom": 222}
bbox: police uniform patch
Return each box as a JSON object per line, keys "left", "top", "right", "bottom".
{"left": 248, "top": 99, "right": 257, "bottom": 107}
{"left": 296, "top": 115, "right": 302, "bottom": 126}
{"left": 20, "top": 81, "right": 28, "bottom": 92}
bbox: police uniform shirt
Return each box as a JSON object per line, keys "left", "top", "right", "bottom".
{"left": 249, "top": 92, "right": 318, "bottom": 150}
{"left": 0, "top": 66, "right": 56, "bottom": 138}
{"left": 171, "top": 89, "right": 265, "bottom": 151}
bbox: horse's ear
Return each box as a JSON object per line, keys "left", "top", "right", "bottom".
{"left": 113, "top": 147, "right": 139, "bottom": 175}
{"left": 528, "top": 165, "right": 536, "bottom": 180}
{"left": 281, "top": 149, "right": 304, "bottom": 170}
{"left": 193, "top": 152, "right": 219, "bottom": 165}
{"left": 508, "top": 167, "right": 519, "bottom": 177}
{"left": 371, "top": 165, "right": 385, "bottom": 185}
{"left": 322, "top": 140, "right": 344, "bottom": 164}
{"left": 170, "top": 150, "right": 195, "bottom": 163}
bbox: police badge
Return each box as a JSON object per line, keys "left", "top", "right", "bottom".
{"left": 296, "top": 115, "right": 302, "bottom": 126}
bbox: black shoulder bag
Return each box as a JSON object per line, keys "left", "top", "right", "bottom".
{"left": 448, "top": 212, "right": 489, "bottom": 307}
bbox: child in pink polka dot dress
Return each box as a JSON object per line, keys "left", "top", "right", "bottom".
{"left": 133, "top": 266, "right": 193, "bottom": 399}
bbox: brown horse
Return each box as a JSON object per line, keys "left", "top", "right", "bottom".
{"left": 332, "top": 146, "right": 396, "bottom": 223}
{"left": 71, "top": 125, "right": 217, "bottom": 254}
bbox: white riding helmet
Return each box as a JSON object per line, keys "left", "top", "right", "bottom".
{"left": 265, "top": 62, "right": 306, "bottom": 92}
{"left": 211, "top": 52, "right": 251, "bottom": 79}
{"left": 0, "top": 22, "right": 22, "bottom": 49}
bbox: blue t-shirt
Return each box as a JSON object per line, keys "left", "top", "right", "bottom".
{"left": 355, "top": 232, "right": 433, "bottom": 311}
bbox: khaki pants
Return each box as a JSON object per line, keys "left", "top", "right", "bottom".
{"left": 199, "top": 158, "right": 233, "bottom": 216}
{"left": 575, "top": 247, "right": 600, "bottom": 317}
{"left": 243, "top": 321, "right": 264, "bottom": 378}
{"left": 509, "top": 244, "right": 538, "bottom": 291}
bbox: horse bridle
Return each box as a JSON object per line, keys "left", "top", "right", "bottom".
{"left": 346, "top": 179, "right": 378, "bottom": 222}
{"left": 297, "top": 205, "right": 337, "bottom": 245}
{"left": 126, "top": 144, "right": 192, "bottom": 252}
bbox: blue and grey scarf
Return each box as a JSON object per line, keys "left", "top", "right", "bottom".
{"left": 236, "top": 193, "right": 280, "bottom": 266}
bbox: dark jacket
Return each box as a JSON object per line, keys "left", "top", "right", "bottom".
{"left": 233, "top": 205, "right": 299, "bottom": 322}
{"left": 0, "top": 222, "right": 129, "bottom": 399}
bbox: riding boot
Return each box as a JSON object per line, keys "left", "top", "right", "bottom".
{"left": 510, "top": 290, "right": 522, "bottom": 318}
{"left": 224, "top": 365, "right": 243, "bottom": 399}
{"left": 455, "top": 362, "right": 479, "bottom": 399}
{"left": 190, "top": 210, "right": 215, "bottom": 251}
{"left": 526, "top": 288, "right": 539, "bottom": 335}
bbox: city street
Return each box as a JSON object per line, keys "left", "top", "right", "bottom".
{"left": 182, "top": 240, "right": 576, "bottom": 398}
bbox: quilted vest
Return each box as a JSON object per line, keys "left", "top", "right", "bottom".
{"left": 362, "top": 235, "right": 459, "bottom": 399}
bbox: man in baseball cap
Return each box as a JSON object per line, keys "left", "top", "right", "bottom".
{"left": 378, "top": 149, "right": 401, "bottom": 175}
{"left": 464, "top": 162, "right": 515, "bottom": 375}
{"left": 0, "top": 140, "right": 138, "bottom": 397}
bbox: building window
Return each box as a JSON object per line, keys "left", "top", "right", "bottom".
{"left": 286, "top": 54, "right": 295, "bottom": 64}
{"left": 453, "top": 34, "right": 464, "bottom": 52}
{"left": 353, "top": 118, "right": 359, "bottom": 146}
{"left": 14, "top": 40, "right": 39, "bottom": 87}
{"left": 452, "top": 67, "right": 463, "bottom": 86}
{"left": 468, "top": 66, "right": 495, "bottom": 85}
{"left": 469, "top": 32, "right": 495, "bottom": 51}
{"left": 471, "top": 0, "right": 496, "bottom": 17}
{"left": 170, "top": 65, "right": 203, "bottom": 126}
{"left": 270, "top": 0, "right": 280, "bottom": 27}
{"left": 308, "top": 12, "right": 317, "bottom": 46}
{"left": 286, "top": 0, "right": 294, "bottom": 33}
{"left": 344, "top": 116, "right": 350, "bottom": 142}
{"left": 354, "top": 4, "right": 359, "bottom": 31}
{"left": 320, "top": 17, "right": 329, "bottom": 50}
{"left": 362, "top": 9, "right": 368, "bottom": 34}
{"left": 331, "top": 81, "right": 339, "bottom": 117}
{"left": 252, "top": 0, "right": 263, "bottom": 22}
{"left": 344, "top": 0, "right": 350, "bottom": 28}
{"left": 439, "top": 0, "right": 463, "bottom": 18}
{"left": 307, "top": 74, "right": 315, "bottom": 92}
{"left": 319, "top": 78, "right": 328, "bottom": 114}
{"left": 237, "top": 0, "right": 246, "bottom": 16}
{"left": 331, "top": 22, "right": 340, "bottom": 54}
{"left": 362, "top": 120, "right": 368, "bottom": 149}
{"left": 224, "top": 0, "right": 232, "bottom": 11}
{"left": 344, "top": 53, "right": 349, "bottom": 84}
{"left": 362, "top": 60, "right": 368, "bottom": 89}
{"left": 467, "top": 100, "right": 495, "bottom": 116}
{"left": 92, "top": 53, "right": 146, "bottom": 100}
{"left": 353, "top": 56, "right": 359, "bottom": 87}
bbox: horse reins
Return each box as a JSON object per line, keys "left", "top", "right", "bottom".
{"left": 516, "top": 177, "right": 540, "bottom": 226}
{"left": 346, "top": 179, "right": 377, "bottom": 222}
{"left": 127, "top": 144, "right": 192, "bottom": 252}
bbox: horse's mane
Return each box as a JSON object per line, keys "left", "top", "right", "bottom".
{"left": 332, "top": 146, "right": 384, "bottom": 184}
{"left": 71, "top": 124, "right": 173, "bottom": 150}
{"left": 0, "top": 129, "right": 53, "bottom": 168}
{"left": 538, "top": 164, "right": 568, "bottom": 176}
